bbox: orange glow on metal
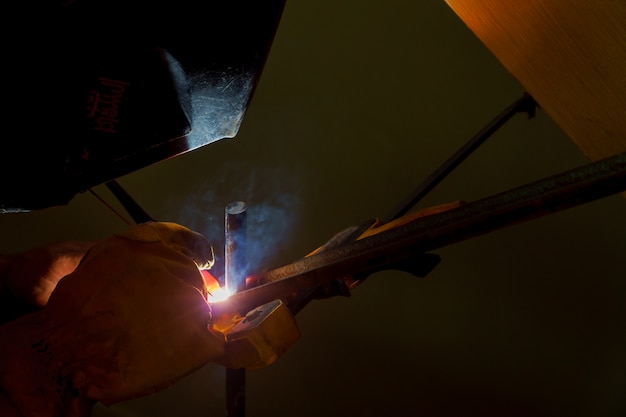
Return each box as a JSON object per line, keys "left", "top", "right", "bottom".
{"left": 201, "top": 269, "right": 232, "bottom": 302}
{"left": 208, "top": 287, "right": 232, "bottom": 303}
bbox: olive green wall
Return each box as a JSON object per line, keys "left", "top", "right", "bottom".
{"left": 2, "top": 1, "right": 624, "bottom": 416}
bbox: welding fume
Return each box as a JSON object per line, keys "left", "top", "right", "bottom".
{"left": 0, "top": 1, "right": 291, "bottom": 417}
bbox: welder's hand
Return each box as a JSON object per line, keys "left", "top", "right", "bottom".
{"left": 0, "top": 222, "right": 226, "bottom": 417}
{"left": 1, "top": 240, "right": 95, "bottom": 323}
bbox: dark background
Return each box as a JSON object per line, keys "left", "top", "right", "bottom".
{"left": 2, "top": 1, "right": 625, "bottom": 416}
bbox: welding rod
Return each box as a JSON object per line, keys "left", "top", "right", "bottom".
{"left": 224, "top": 201, "right": 248, "bottom": 417}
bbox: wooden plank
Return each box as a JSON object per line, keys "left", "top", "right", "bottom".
{"left": 445, "top": 0, "right": 626, "bottom": 162}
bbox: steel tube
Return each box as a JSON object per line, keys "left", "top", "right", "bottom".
{"left": 224, "top": 201, "right": 248, "bottom": 417}
{"left": 213, "top": 152, "right": 626, "bottom": 317}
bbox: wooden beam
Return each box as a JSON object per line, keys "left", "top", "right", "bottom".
{"left": 445, "top": 0, "right": 626, "bottom": 162}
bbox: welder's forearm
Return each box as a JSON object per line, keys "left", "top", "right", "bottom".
{"left": 0, "top": 316, "right": 44, "bottom": 417}
{"left": 0, "top": 255, "right": 13, "bottom": 325}
{"left": 0, "top": 390, "right": 22, "bottom": 417}
{"left": 0, "top": 313, "right": 92, "bottom": 417}
{"left": 0, "top": 254, "right": 30, "bottom": 325}
{"left": 0, "top": 254, "right": 10, "bottom": 297}
{"left": 0, "top": 324, "right": 24, "bottom": 417}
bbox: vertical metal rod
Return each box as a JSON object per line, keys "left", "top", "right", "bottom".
{"left": 225, "top": 201, "right": 248, "bottom": 293}
{"left": 225, "top": 201, "right": 248, "bottom": 417}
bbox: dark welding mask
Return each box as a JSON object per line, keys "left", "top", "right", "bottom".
{"left": 2, "top": 0, "right": 285, "bottom": 212}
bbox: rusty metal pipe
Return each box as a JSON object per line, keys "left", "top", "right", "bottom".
{"left": 212, "top": 151, "right": 626, "bottom": 317}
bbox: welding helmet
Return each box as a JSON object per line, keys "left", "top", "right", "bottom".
{"left": 2, "top": 0, "right": 285, "bottom": 212}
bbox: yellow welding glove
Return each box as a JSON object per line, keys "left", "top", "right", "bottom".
{"left": 0, "top": 222, "right": 228, "bottom": 417}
